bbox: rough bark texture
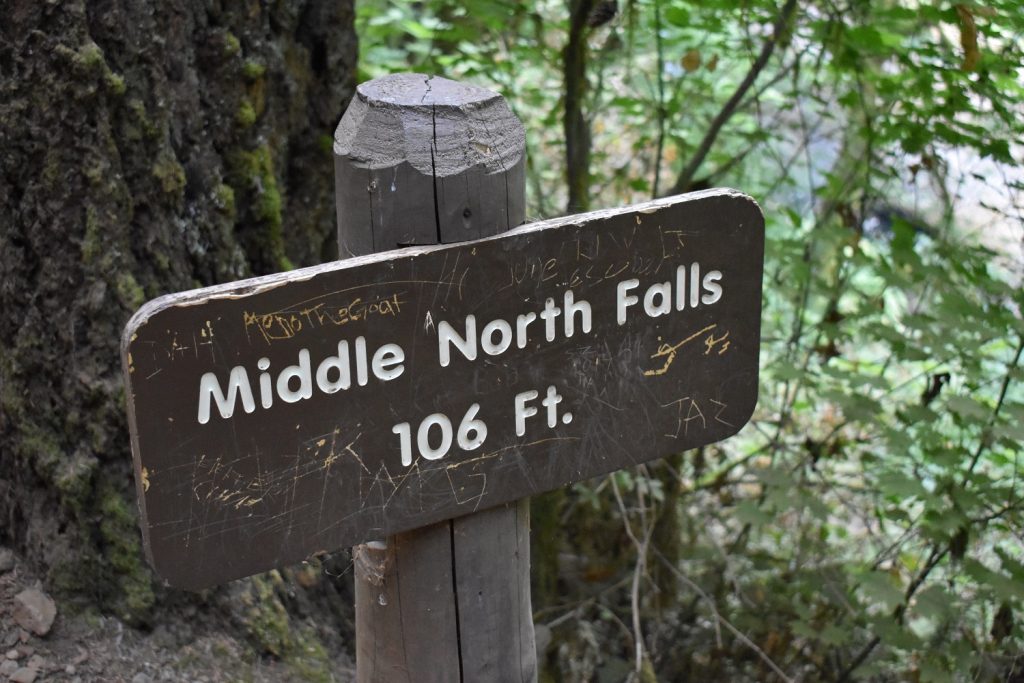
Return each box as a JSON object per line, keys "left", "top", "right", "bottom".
{"left": 0, "top": 0, "right": 357, "bottom": 646}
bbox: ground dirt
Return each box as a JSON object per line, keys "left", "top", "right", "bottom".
{"left": 0, "top": 548, "right": 357, "bottom": 683}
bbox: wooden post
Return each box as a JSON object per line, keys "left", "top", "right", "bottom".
{"left": 333, "top": 73, "right": 536, "bottom": 683}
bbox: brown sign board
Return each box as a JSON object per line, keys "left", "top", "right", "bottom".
{"left": 122, "top": 189, "right": 764, "bottom": 589}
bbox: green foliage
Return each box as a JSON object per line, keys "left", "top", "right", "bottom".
{"left": 357, "top": 0, "right": 1024, "bottom": 679}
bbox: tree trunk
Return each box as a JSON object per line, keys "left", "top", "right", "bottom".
{"left": 563, "top": 0, "right": 595, "bottom": 214}
{"left": 0, "top": 0, "right": 357, "bottom": 636}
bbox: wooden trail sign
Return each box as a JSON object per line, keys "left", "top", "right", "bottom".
{"left": 122, "top": 189, "right": 764, "bottom": 590}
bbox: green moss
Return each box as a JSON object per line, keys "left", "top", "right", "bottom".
{"left": 54, "top": 452, "right": 98, "bottom": 517}
{"left": 153, "top": 251, "right": 171, "bottom": 273}
{"left": 242, "top": 60, "right": 266, "bottom": 80}
{"left": 317, "top": 134, "right": 334, "bottom": 155}
{"left": 231, "top": 577, "right": 332, "bottom": 679}
{"left": 18, "top": 430, "right": 63, "bottom": 481}
{"left": 259, "top": 181, "right": 282, "bottom": 230}
{"left": 76, "top": 41, "right": 105, "bottom": 71}
{"left": 98, "top": 482, "right": 155, "bottom": 621}
{"left": 235, "top": 100, "right": 257, "bottom": 128}
{"left": 246, "top": 77, "right": 266, "bottom": 118}
{"left": 41, "top": 148, "right": 62, "bottom": 187}
{"left": 48, "top": 556, "right": 99, "bottom": 603}
{"left": 228, "top": 145, "right": 290, "bottom": 270}
{"left": 242, "top": 573, "right": 293, "bottom": 656}
{"left": 127, "top": 98, "right": 158, "bottom": 139}
{"left": 287, "top": 628, "right": 332, "bottom": 683}
{"left": 115, "top": 272, "right": 146, "bottom": 310}
{"left": 105, "top": 71, "right": 126, "bottom": 96}
{"left": 223, "top": 32, "right": 241, "bottom": 57}
{"left": 152, "top": 152, "right": 186, "bottom": 198}
{"left": 73, "top": 42, "right": 126, "bottom": 96}
{"left": 0, "top": 364, "right": 23, "bottom": 416}
{"left": 82, "top": 206, "right": 102, "bottom": 264}
{"left": 214, "top": 183, "right": 236, "bottom": 218}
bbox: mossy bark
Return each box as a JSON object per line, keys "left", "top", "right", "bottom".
{"left": 0, "top": 0, "right": 357, "bottom": 632}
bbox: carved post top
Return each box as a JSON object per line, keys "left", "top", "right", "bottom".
{"left": 333, "top": 72, "right": 524, "bottom": 176}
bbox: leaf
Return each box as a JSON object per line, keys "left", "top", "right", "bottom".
{"left": 735, "top": 500, "right": 773, "bottom": 526}
{"left": 946, "top": 395, "right": 990, "bottom": 421}
{"left": 964, "top": 558, "right": 1024, "bottom": 601}
{"left": 818, "top": 624, "right": 849, "bottom": 646}
{"left": 790, "top": 620, "right": 817, "bottom": 639}
{"left": 858, "top": 571, "right": 904, "bottom": 610}
{"left": 756, "top": 467, "right": 793, "bottom": 488}
{"left": 870, "top": 614, "right": 923, "bottom": 651}
{"left": 663, "top": 6, "right": 691, "bottom": 27}
{"left": 877, "top": 471, "right": 927, "bottom": 499}
{"left": 994, "top": 547, "right": 1024, "bottom": 583}
{"left": 912, "top": 584, "right": 954, "bottom": 621}
{"left": 918, "top": 658, "right": 953, "bottom": 683}
{"left": 681, "top": 49, "right": 701, "bottom": 72}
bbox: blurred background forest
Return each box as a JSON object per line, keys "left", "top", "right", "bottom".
{"left": 1, "top": 0, "right": 1023, "bottom": 681}
{"left": 357, "top": 1, "right": 1024, "bottom": 681}
{"left": 356, "top": 1, "right": 1024, "bottom": 680}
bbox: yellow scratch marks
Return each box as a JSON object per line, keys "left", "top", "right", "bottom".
{"left": 704, "top": 330, "right": 731, "bottom": 355}
{"left": 644, "top": 324, "right": 718, "bottom": 377}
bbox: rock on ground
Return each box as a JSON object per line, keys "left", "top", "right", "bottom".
{"left": 12, "top": 589, "right": 56, "bottom": 637}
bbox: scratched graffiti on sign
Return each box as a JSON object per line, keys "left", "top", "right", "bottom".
{"left": 122, "top": 189, "right": 764, "bottom": 589}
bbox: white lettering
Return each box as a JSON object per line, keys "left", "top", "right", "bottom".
{"left": 372, "top": 343, "right": 405, "bottom": 381}
{"left": 617, "top": 279, "right": 640, "bottom": 325}
{"left": 643, "top": 281, "right": 672, "bottom": 317}
{"left": 516, "top": 312, "right": 537, "bottom": 349}
{"left": 438, "top": 315, "right": 477, "bottom": 367}
{"left": 675, "top": 264, "right": 687, "bottom": 311}
{"left": 257, "top": 357, "right": 273, "bottom": 409}
{"left": 418, "top": 413, "right": 454, "bottom": 461}
{"left": 315, "top": 341, "right": 351, "bottom": 394}
{"left": 354, "top": 336, "right": 368, "bottom": 386}
{"left": 689, "top": 262, "right": 701, "bottom": 308}
{"left": 514, "top": 389, "right": 539, "bottom": 437}
{"left": 197, "top": 366, "right": 255, "bottom": 424}
{"left": 541, "top": 385, "right": 563, "bottom": 427}
{"left": 563, "top": 290, "right": 591, "bottom": 337}
{"left": 276, "top": 349, "right": 313, "bottom": 403}
{"left": 702, "top": 270, "right": 723, "bottom": 305}
{"left": 481, "top": 319, "right": 513, "bottom": 356}
{"left": 539, "top": 297, "right": 562, "bottom": 341}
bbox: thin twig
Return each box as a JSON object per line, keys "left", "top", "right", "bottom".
{"left": 651, "top": 548, "right": 796, "bottom": 683}
{"left": 610, "top": 474, "right": 654, "bottom": 677}
{"left": 963, "top": 334, "right": 1024, "bottom": 481}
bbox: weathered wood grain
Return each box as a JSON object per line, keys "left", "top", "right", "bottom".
{"left": 336, "top": 73, "right": 536, "bottom": 683}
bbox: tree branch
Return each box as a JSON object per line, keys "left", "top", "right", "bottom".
{"left": 666, "top": 0, "right": 798, "bottom": 196}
